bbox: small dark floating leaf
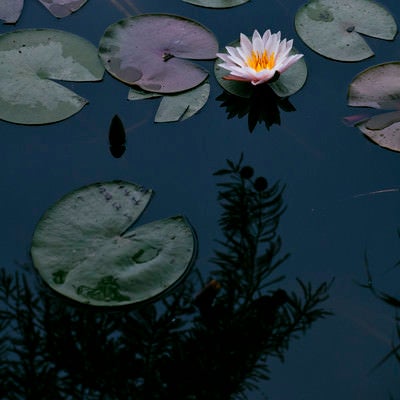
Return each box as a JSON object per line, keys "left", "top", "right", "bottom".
{"left": 109, "top": 114, "right": 126, "bottom": 157}
{"left": 295, "top": 0, "right": 397, "bottom": 61}
{"left": 99, "top": 14, "right": 218, "bottom": 93}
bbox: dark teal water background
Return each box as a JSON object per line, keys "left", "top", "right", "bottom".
{"left": 0, "top": 0, "right": 399, "bottom": 398}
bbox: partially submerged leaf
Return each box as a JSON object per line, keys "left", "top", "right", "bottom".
{"left": 348, "top": 62, "right": 400, "bottom": 152}
{"left": 0, "top": 0, "right": 23, "bottom": 24}
{"left": 295, "top": 0, "right": 397, "bottom": 61}
{"left": 214, "top": 44, "right": 307, "bottom": 98}
{"left": 128, "top": 81, "right": 210, "bottom": 122}
{"left": 0, "top": 29, "right": 104, "bottom": 125}
{"left": 38, "top": 0, "right": 88, "bottom": 18}
{"left": 98, "top": 14, "right": 218, "bottom": 93}
{"left": 155, "top": 81, "right": 210, "bottom": 122}
{"left": 31, "top": 181, "right": 197, "bottom": 306}
{"left": 182, "top": 0, "right": 249, "bottom": 8}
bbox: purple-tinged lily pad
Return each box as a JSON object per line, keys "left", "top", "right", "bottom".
{"left": 348, "top": 62, "right": 400, "bottom": 152}
{"left": 182, "top": 0, "right": 249, "bottom": 8}
{"left": 99, "top": 14, "right": 218, "bottom": 93}
{"left": 37, "top": 0, "right": 88, "bottom": 18}
{"left": 0, "top": 0, "right": 23, "bottom": 24}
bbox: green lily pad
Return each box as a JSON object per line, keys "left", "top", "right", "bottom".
{"left": 295, "top": 0, "right": 397, "bottom": 61}
{"left": 348, "top": 62, "right": 400, "bottom": 152}
{"left": 182, "top": 0, "right": 249, "bottom": 8}
{"left": 0, "top": 29, "right": 104, "bottom": 125}
{"left": 128, "top": 81, "right": 210, "bottom": 122}
{"left": 98, "top": 14, "right": 218, "bottom": 93}
{"left": 214, "top": 44, "right": 307, "bottom": 98}
{"left": 31, "top": 181, "right": 197, "bottom": 306}
{"left": 0, "top": 0, "right": 23, "bottom": 23}
{"left": 38, "top": 0, "right": 88, "bottom": 17}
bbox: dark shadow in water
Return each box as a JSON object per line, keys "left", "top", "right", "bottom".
{"left": 359, "top": 242, "right": 400, "bottom": 375}
{"left": 217, "top": 85, "right": 296, "bottom": 133}
{"left": 0, "top": 155, "right": 333, "bottom": 400}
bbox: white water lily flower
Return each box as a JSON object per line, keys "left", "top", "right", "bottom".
{"left": 217, "top": 29, "right": 303, "bottom": 86}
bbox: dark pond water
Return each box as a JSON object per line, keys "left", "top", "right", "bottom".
{"left": 1, "top": 0, "right": 399, "bottom": 399}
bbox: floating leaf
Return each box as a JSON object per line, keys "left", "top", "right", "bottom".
{"left": 31, "top": 181, "right": 197, "bottom": 306}
{"left": 295, "top": 0, "right": 397, "bottom": 61}
{"left": 0, "top": 0, "right": 23, "bottom": 24}
{"left": 0, "top": 29, "right": 104, "bottom": 125}
{"left": 37, "top": 0, "right": 88, "bottom": 18}
{"left": 348, "top": 62, "right": 400, "bottom": 152}
{"left": 182, "top": 0, "right": 249, "bottom": 8}
{"left": 155, "top": 82, "right": 210, "bottom": 122}
{"left": 214, "top": 43, "right": 307, "bottom": 98}
{"left": 98, "top": 14, "right": 218, "bottom": 93}
{"left": 128, "top": 81, "right": 210, "bottom": 122}
{"left": 109, "top": 114, "right": 126, "bottom": 158}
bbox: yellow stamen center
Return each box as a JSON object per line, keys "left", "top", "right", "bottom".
{"left": 246, "top": 50, "right": 275, "bottom": 72}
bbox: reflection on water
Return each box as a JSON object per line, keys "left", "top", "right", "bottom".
{"left": 217, "top": 85, "right": 295, "bottom": 133}
{"left": 0, "top": 156, "right": 332, "bottom": 399}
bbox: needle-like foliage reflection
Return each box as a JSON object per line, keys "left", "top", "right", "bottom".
{"left": 0, "top": 156, "right": 333, "bottom": 399}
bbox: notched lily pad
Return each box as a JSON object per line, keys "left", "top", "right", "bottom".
{"left": 214, "top": 44, "right": 307, "bottom": 98}
{"left": 182, "top": 0, "right": 249, "bottom": 8}
{"left": 128, "top": 81, "right": 210, "bottom": 122}
{"left": 31, "top": 181, "right": 197, "bottom": 306}
{"left": 98, "top": 14, "right": 218, "bottom": 93}
{"left": 0, "top": 0, "right": 24, "bottom": 24}
{"left": 0, "top": 29, "right": 104, "bottom": 125}
{"left": 295, "top": 0, "right": 397, "bottom": 61}
{"left": 348, "top": 62, "right": 400, "bottom": 152}
{"left": 38, "top": 0, "right": 88, "bottom": 18}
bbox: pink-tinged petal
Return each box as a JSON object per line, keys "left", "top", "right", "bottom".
{"left": 226, "top": 46, "right": 246, "bottom": 65}
{"left": 239, "top": 33, "right": 253, "bottom": 56}
{"left": 253, "top": 36, "right": 264, "bottom": 55}
{"left": 262, "top": 29, "right": 272, "bottom": 44}
{"left": 252, "top": 29, "right": 262, "bottom": 43}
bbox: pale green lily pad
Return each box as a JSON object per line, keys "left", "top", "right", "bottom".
{"left": 0, "top": 29, "right": 104, "bottom": 125}
{"left": 348, "top": 62, "right": 400, "bottom": 152}
{"left": 31, "top": 181, "right": 197, "bottom": 306}
{"left": 128, "top": 81, "right": 210, "bottom": 122}
{"left": 182, "top": 0, "right": 249, "bottom": 8}
{"left": 214, "top": 45, "right": 307, "bottom": 98}
{"left": 295, "top": 0, "right": 397, "bottom": 61}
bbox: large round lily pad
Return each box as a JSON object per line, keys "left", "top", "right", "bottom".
{"left": 348, "top": 62, "right": 400, "bottom": 152}
{"left": 214, "top": 44, "right": 307, "bottom": 98}
{"left": 98, "top": 14, "right": 218, "bottom": 93}
{"left": 295, "top": 0, "right": 397, "bottom": 61}
{"left": 31, "top": 181, "right": 197, "bottom": 306}
{"left": 0, "top": 29, "right": 104, "bottom": 124}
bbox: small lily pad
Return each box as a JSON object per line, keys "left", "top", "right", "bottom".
{"left": 31, "top": 181, "right": 197, "bottom": 306}
{"left": 128, "top": 81, "right": 210, "bottom": 122}
{"left": 38, "top": 0, "right": 88, "bottom": 17}
{"left": 0, "top": 29, "right": 104, "bottom": 125}
{"left": 98, "top": 14, "right": 218, "bottom": 93}
{"left": 0, "top": 0, "right": 23, "bottom": 23}
{"left": 348, "top": 62, "right": 400, "bottom": 152}
{"left": 295, "top": 0, "right": 397, "bottom": 61}
{"left": 214, "top": 43, "right": 307, "bottom": 98}
{"left": 182, "top": 0, "right": 249, "bottom": 8}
